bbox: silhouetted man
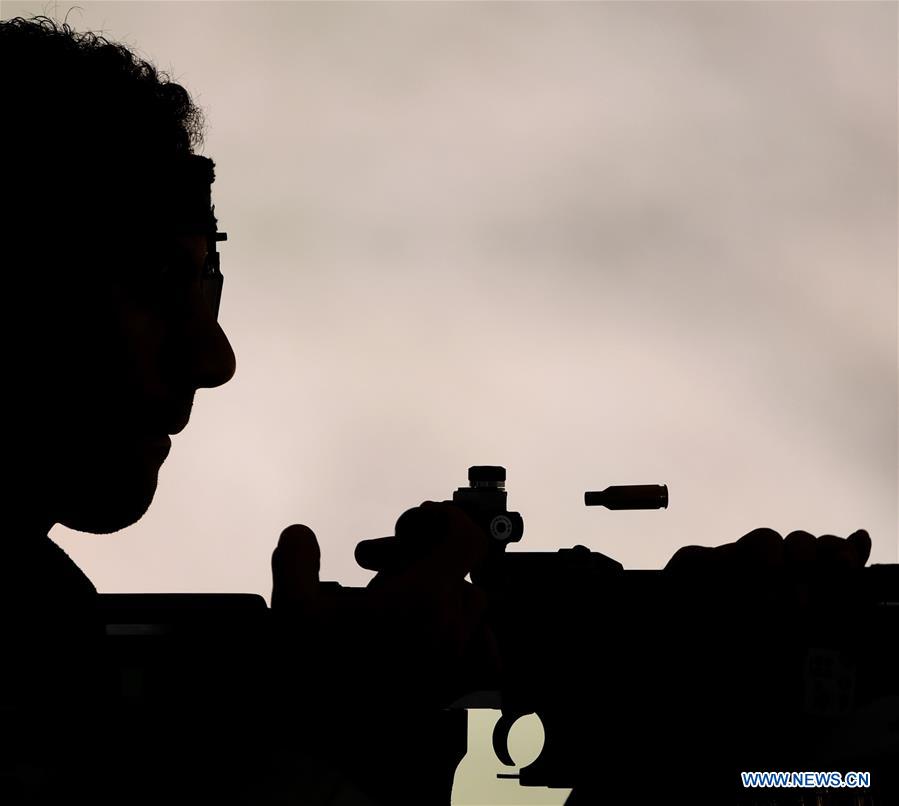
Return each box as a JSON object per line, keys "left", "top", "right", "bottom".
{"left": 0, "top": 17, "right": 494, "bottom": 804}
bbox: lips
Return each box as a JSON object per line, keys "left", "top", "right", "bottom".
{"left": 135, "top": 431, "right": 172, "bottom": 462}
{"left": 145, "top": 401, "right": 194, "bottom": 436}
{"left": 104, "top": 397, "right": 193, "bottom": 451}
{"left": 146, "top": 433, "right": 172, "bottom": 449}
{"left": 163, "top": 414, "right": 191, "bottom": 436}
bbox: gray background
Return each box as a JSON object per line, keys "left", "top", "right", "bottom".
{"left": 5, "top": 2, "right": 897, "bottom": 803}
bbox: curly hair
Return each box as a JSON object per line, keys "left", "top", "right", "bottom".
{"left": 1, "top": 15, "right": 209, "bottom": 267}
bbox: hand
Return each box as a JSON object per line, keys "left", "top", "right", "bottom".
{"left": 656, "top": 528, "right": 874, "bottom": 779}
{"left": 270, "top": 523, "right": 322, "bottom": 612}
{"left": 665, "top": 527, "right": 871, "bottom": 575}
{"left": 357, "top": 501, "right": 501, "bottom": 701}
{"left": 271, "top": 502, "right": 500, "bottom": 705}
{"left": 664, "top": 527, "right": 872, "bottom": 610}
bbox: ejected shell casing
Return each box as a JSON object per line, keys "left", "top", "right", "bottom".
{"left": 584, "top": 485, "right": 668, "bottom": 510}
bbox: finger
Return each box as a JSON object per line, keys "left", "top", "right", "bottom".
{"left": 664, "top": 544, "right": 717, "bottom": 574}
{"left": 816, "top": 534, "right": 857, "bottom": 571}
{"left": 369, "top": 503, "right": 488, "bottom": 653}
{"left": 734, "top": 528, "right": 784, "bottom": 572}
{"left": 709, "top": 541, "right": 742, "bottom": 573}
{"left": 355, "top": 502, "right": 445, "bottom": 573}
{"left": 271, "top": 524, "right": 321, "bottom": 607}
{"left": 355, "top": 501, "right": 447, "bottom": 573}
{"left": 394, "top": 501, "right": 440, "bottom": 539}
{"left": 784, "top": 529, "right": 871, "bottom": 571}
{"left": 784, "top": 530, "right": 817, "bottom": 572}
{"left": 383, "top": 501, "right": 486, "bottom": 581}
{"left": 847, "top": 529, "right": 871, "bottom": 568}
{"left": 355, "top": 535, "right": 406, "bottom": 572}
{"left": 429, "top": 501, "right": 488, "bottom": 567}
{"left": 405, "top": 501, "right": 487, "bottom": 581}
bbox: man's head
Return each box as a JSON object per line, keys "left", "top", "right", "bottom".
{"left": 3, "top": 16, "right": 236, "bottom": 535}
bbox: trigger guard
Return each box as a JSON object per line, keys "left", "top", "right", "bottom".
{"left": 492, "top": 709, "right": 532, "bottom": 767}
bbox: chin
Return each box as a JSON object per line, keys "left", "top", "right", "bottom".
{"left": 61, "top": 478, "right": 159, "bottom": 534}
{"left": 57, "top": 451, "right": 164, "bottom": 535}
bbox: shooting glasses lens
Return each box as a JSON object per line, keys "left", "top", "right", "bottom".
{"left": 202, "top": 232, "right": 226, "bottom": 321}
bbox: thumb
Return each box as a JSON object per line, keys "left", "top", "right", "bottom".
{"left": 271, "top": 524, "right": 321, "bottom": 609}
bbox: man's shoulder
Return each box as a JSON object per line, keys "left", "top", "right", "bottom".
{"left": 2, "top": 532, "right": 97, "bottom": 603}
{"left": 1, "top": 533, "right": 102, "bottom": 685}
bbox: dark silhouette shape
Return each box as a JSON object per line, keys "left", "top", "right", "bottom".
{"left": 2, "top": 14, "right": 237, "bottom": 805}
{"left": 2, "top": 14, "right": 895, "bottom": 806}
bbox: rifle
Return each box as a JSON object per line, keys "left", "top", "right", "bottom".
{"left": 97, "top": 465, "right": 898, "bottom": 805}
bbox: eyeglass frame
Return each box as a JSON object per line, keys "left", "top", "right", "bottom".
{"left": 202, "top": 230, "right": 227, "bottom": 321}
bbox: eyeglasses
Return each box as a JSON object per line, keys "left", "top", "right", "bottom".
{"left": 202, "top": 231, "right": 227, "bottom": 321}
{"left": 119, "top": 230, "right": 228, "bottom": 322}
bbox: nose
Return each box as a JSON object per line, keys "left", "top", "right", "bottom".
{"left": 177, "top": 297, "right": 237, "bottom": 390}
